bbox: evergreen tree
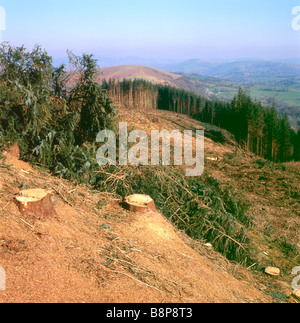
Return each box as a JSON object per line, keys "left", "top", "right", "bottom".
{"left": 102, "top": 78, "right": 296, "bottom": 163}
{"left": 230, "top": 88, "right": 251, "bottom": 147}
{"left": 293, "top": 129, "right": 300, "bottom": 161}
{"left": 68, "top": 52, "right": 115, "bottom": 145}
{"left": 263, "top": 105, "right": 279, "bottom": 161}
{"left": 278, "top": 114, "right": 293, "bottom": 162}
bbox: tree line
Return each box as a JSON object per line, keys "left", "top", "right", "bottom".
{"left": 0, "top": 42, "right": 298, "bottom": 165}
{"left": 102, "top": 78, "right": 299, "bottom": 162}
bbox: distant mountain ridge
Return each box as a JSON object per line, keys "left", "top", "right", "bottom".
{"left": 93, "top": 57, "right": 300, "bottom": 84}
{"left": 203, "top": 60, "right": 300, "bottom": 80}
{"left": 96, "top": 65, "right": 181, "bottom": 86}
{"left": 157, "top": 59, "right": 300, "bottom": 81}
{"left": 95, "top": 65, "right": 211, "bottom": 98}
{"left": 96, "top": 63, "right": 300, "bottom": 129}
{"left": 156, "top": 58, "right": 221, "bottom": 74}
{"left": 53, "top": 55, "right": 300, "bottom": 72}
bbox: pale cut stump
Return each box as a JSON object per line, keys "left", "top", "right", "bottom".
{"left": 265, "top": 267, "right": 281, "bottom": 276}
{"left": 14, "top": 189, "right": 57, "bottom": 219}
{"left": 293, "top": 289, "right": 300, "bottom": 300}
{"left": 121, "top": 194, "right": 157, "bottom": 213}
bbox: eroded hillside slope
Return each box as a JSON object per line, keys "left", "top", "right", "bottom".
{"left": 0, "top": 153, "right": 272, "bottom": 303}
{"left": 0, "top": 106, "right": 299, "bottom": 303}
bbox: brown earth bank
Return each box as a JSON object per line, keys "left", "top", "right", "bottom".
{"left": 0, "top": 154, "right": 270, "bottom": 303}
{"left": 0, "top": 107, "right": 299, "bottom": 303}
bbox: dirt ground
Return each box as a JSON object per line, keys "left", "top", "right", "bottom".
{"left": 0, "top": 107, "right": 298, "bottom": 303}
{"left": 0, "top": 153, "right": 273, "bottom": 303}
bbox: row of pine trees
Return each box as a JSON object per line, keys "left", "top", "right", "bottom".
{"left": 102, "top": 78, "right": 300, "bottom": 163}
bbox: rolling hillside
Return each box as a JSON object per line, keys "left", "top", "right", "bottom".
{"left": 0, "top": 45, "right": 299, "bottom": 303}
{"left": 1, "top": 106, "right": 299, "bottom": 303}
{"left": 203, "top": 61, "right": 300, "bottom": 83}
{"left": 157, "top": 58, "right": 221, "bottom": 74}
{"left": 96, "top": 65, "right": 182, "bottom": 87}
{"left": 97, "top": 64, "right": 300, "bottom": 128}
{"left": 160, "top": 59, "right": 300, "bottom": 80}
{"left": 96, "top": 65, "right": 215, "bottom": 98}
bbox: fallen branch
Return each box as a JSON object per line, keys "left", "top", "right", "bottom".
{"left": 113, "top": 270, "right": 166, "bottom": 294}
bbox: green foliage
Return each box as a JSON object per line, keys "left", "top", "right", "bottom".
{"left": 0, "top": 43, "right": 53, "bottom": 89}
{"left": 0, "top": 43, "right": 291, "bottom": 266}
{"left": 269, "top": 292, "right": 288, "bottom": 303}
{"left": 105, "top": 78, "right": 298, "bottom": 162}
{"left": 94, "top": 165, "right": 256, "bottom": 264}
{"left": 68, "top": 52, "right": 116, "bottom": 144}
{"left": 275, "top": 237, "right": 298, "bottom": 258}
{"left": 0, "top": 44, "right": 116, "bottom": 174}
{"left": 0, "top": 156, "right": 13, "bottom": 169}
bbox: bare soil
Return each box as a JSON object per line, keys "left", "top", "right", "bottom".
{"left": 0, "top": 107, "right": 298, "bottom": 303}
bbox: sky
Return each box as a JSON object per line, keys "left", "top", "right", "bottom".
{"left": 0, "top": 0, "right": 299, "bottom": 61}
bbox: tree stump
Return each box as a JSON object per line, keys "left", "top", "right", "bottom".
{"left": 14, "top": 189, "right": 57, "bottom": 219}
{"left": 121, "top": 194, "right": 157, "bottom": 213}
{"left": 265, "top": 267, "right": 281, "bottom": 276}
{"left": 293, "top": 289, "right": 300, "bottom": 300}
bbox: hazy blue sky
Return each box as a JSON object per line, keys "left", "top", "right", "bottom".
{"left": 0, "top": 0, "right": 299, "bottom": 60}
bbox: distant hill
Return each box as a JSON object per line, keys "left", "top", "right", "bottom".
{"left": 160, "top": 59, "right": 300, "bottom": 82}
{"left": 96, "top": 65, "right": 211, "bottom": 97}
{"left": 97, "top": 60, "right": 300, "bottom": 88}
{"left": 96, "top": 64, "right": 300, "bottom": 129}
{"left": 271, "top": 58, "right": 300, "bottom": 66}
{"left": 157, "top": 58, "right": 221, "bottom": 74}
{"left": 203, "top": 60, "right": 300, "bottom": 83}
{"left": 96, "top": 65, "right": 182, "bottom": 86}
